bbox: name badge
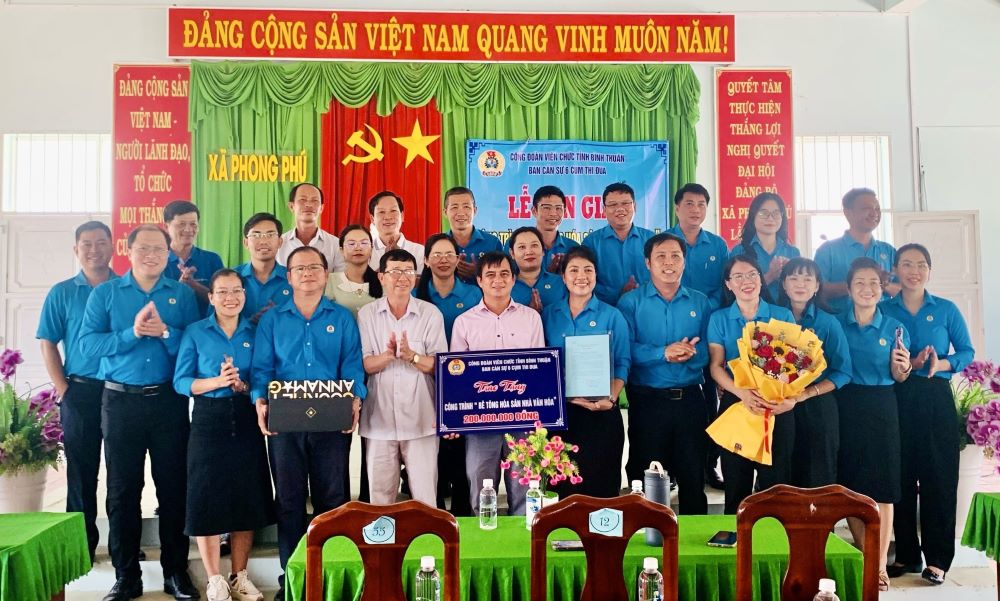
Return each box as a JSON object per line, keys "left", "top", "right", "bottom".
{"left": 362, "top": 516, "right": 396, "bottom": 544}
{"left": 588, "top": 508, "right": 624, "bottom": 537}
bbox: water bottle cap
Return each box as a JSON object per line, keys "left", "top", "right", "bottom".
{"left": 631, "top": 480, "right": 643, "bottom": 490}
{"left": 819, "top": 578, "right": 835, "bottom": 593}
{"left": 643, "top": 557, "right": 658, "bottom": 571}
{"left": 420, "top": 555, "right": 435, "bottom": 570}
{"left": 483, "top": 479, "right": 494, "bottom": 489}
{"left": 529, "top": 480, "right": 540, "bottom": 489}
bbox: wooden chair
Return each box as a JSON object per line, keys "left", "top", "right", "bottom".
{"left": 305, "top": 500, "right": 461, "bottom": 601}
{"left": 735, "top": 484, "right": 880, "bottom": 601}
{"left": 529, "top": 493, "right": 679, "bottom": 601}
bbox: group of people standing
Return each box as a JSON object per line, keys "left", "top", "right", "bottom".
{"left": 38, "top": 180, "right": 973, "bottom": 601}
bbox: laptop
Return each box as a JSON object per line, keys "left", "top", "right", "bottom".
{"left": 266, "top": 379, "right": 357, "bottom": 433}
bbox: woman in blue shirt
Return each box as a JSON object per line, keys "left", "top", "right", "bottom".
{"left": 729, "top": 192, "right": 801, "bottom": 300}
{"left": 508, "top": 226, "right": 568, "bottom": 312}
{"left": 415, "top": 233, "right": 483, "bottom": 516}
{"left": 837, "top": 257, "right": 912, "bottom": 591}
{"left": 882, "top": 244, "right": 975, "bottom": 585}
{"left": 707, "top": 255, "right": 795, "bottom": 514}
{"left": 541, "top": 246, "right": 630, "bottom": 498}
{"left": 173, "top": 269, "right": 274, "bottom": 601}
{"left": 775, "top": 258, "right": 852, "bottom": 488}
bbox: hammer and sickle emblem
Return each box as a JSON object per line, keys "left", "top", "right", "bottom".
{"left": 341, "top": 124, "right": 384, "bottom": 165}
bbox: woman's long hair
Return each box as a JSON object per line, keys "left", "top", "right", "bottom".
{"left": 338, "top": 224, "right": 382, "bottom": 298}
{"left": 415, "top": 233, "right": 460, "bottom": 302}
{"left": 738, "top": 192, "right": 790, "bottom": 263}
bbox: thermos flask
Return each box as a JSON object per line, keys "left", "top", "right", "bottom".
{"left": 643, "top": 461, "right": 669, "bottom": 546}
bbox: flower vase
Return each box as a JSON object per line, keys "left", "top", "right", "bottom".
{"left": 0, "top": 467, "right": 48, "bottom": 513}
{"left": 542, "top": 491, "right": 559, "bottom": 508}
{"left": 955, "top": 445, "right": 984, "bottom": 538}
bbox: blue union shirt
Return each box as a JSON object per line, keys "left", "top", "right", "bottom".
{"left": 582, "top": 224, "right": 655, "bottom": 306}
{"left": 511, "top": 271, "right": 567, "bottom": 309}
{"left": 707, "top": 301, "right": 796, "bottom": 367}
{"left": 250, "top": 296, "right": 368, "bottom": 403}
{"left": 541, "top": 295, "right": 631, "bottom": 384}
{"left": 164, "top": 245, "right": 225, "bottom": 314}
{"left": 795, "top": 303, "right": 852, "bottom": 389}
{"left": 234, "top": 262, "right": 292, "bottom": 319}
{"left": 79, "top": 272, "right": 200, "bottom": 386}
{"left": 838, "top": 306, "right": 909, "bottom": 387}
{"left": 36, "top": 270, "right": 119, "bottom": 379}
{"left": 880, "top": 292, "right": 974, "bottom": 380}
{"left": 417, "top": 278, "right": 482, "bottom": 344}
{"left": 505, "top": 233, "right": 580, "bottom": 272}
{"left": 667, "top": 224, "right": 731, "bottom": 305}
{"left": 617, "top": 283, "right": 714, "bottom": 388}
{"left": 173, "top": 314, "right": 255, "bottom": 398}
{"left": 730, "top": 236, "right": 801, "bottom": 301}
{"left": 448, "top": 227, "right": 503, "bottom": 283}
{"left": 814, "top": 232, "right": 896, "bottom": 314}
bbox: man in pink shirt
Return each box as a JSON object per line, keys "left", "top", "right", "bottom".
{"left": 451, "top": 251, "right": 544, "bottom": 515}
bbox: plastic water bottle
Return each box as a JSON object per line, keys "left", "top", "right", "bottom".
{"left": 414, "top": 555, "right": 441, "bottom": 601}
{"left": 630, "top": 480, "right": 645, "bottom": 497}
{"left": 637, "top": 557, "right": 664, "bottom": 601}
{"left": 525, "top": 480, "right": 542, "bottom": 529}
{"left": 479, "top": 479, "right": 497, "bottom": 530}
{"left": 812, "top": 578, "right": 839, "bottom": 601}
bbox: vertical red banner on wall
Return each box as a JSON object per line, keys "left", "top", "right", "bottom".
{"left": 112, "top": 65, "right": 191, "bottom": 273}
{"left": 715, "top": 69, "right": 794, "bottom": 245}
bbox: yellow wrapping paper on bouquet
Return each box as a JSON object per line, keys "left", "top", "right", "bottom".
{"left": 706, "top": 318, "right": 827, "bottom": 465}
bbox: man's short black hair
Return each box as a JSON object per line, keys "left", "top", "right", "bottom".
{"left": 532, "top": 185, "right": 566, "bottom": 209}
{"left": 368, "top": 191, "right": 404, "bottom": 216}
{"left": 842, "top": 187, "right": 877, "bottom": 210}
{"left": 288, "top": 183, "right": 324, "bottom": 205}
{"left": 379, "top": 248, "right": 417, "bottom": 272}
{"left": 163, "top": 200, "right": 199, "bottom": 223}
{"left": 75, "top": 221, "right": 112, "bottom": 242}
{"left": 643, "top": 232, "right": 687, "bottom": 259}
{"left": 242, "top": 212, "right": 283, "bottom": 237}
{"left": 126, "top": 224, "right": 170, "bottom": 248}
{"left": 673, "top": 183, "right": 711, "bottom": 205}
{"left": 444, "top": 186, "right": 476, "bottom": 209}
{"left": 601, "top": 182, "right": 635, "bottom": 205}
{"left": 286, "top": 246, "right": 328, "bottom": 271}
{"left": 476, "top": 251, "right": 515, "bottom": 279}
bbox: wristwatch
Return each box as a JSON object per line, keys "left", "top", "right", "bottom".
{"left": 160, "top": 328, "right": 170, "bottom": 340}
{"left": 411, "top": 353, "right": 421, "bottom": 364}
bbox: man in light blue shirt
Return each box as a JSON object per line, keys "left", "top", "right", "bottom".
{"left": 815, "top": 187, "right": 898, "bottom": 314}
{"left": 504, "top": 185, "right": 580, "bottom": 273}
{"left": 163, "top": 200, "right": 224, "bottom": 315}
{"left": 582, "top": 182, "right": 655, "bottom": 306}
{"left": 234, "top": 212, "right": 292, "bottom": 323}
{"left": 443, "top": 186, "right": 503, "bottom": 283}
{"left": 78, "top": 224, "right": 200, "bottom": 601}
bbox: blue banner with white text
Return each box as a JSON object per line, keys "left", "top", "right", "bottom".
{"left": 466, "top": 139, "right": 669, "bottom": 246}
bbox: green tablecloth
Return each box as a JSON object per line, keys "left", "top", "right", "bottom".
{"left": 286, "top": 515, "right": 862, "bottom": 601}
{"left": 0, "top": 512, "right": 91, "bottom": 601}
{"left": 961, "top": 492, "right": 1000, "bottom": 561}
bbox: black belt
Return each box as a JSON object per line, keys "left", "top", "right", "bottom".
{"left": 633, "top": 383, "right": 701, "bottom": 401}
{"left": 104, "top": 381, "right": 172, "bottom": 397}
{"left": 68, "top": 375, "right": 103, "bottom": 386}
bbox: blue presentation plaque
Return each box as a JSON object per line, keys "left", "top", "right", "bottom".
{"left": 436, "top": 347, "right": 566, "bottom": 435}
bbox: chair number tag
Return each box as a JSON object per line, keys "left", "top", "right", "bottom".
{"left": 362, "top": 516, "right": 396, "bottom": 544}
{"left": 588, "top": 508, "right": 623, "bottom": 537}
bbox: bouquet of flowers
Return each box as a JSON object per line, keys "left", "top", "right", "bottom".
{"left": 0, "top": 349, "right": 63, "bottom": 476}
{"left": 707, "top": 319, "right": 827, "bottom": 465}
{"left": 501, "top": 421, "right": 581, "bottom": 495}
{"left": 958, "top": 360, "right": 1000, "bottom": 453}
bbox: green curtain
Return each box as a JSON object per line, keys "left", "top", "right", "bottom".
{"left": 190, "top": 61, "right": 700, "bottom": 264}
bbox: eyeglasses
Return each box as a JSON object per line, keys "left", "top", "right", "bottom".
{"left": 289, "top": 264, "right": 326, "bottom": 275}
{"left": 383, "top": 269, "right": 417, "bottom": 279}
{"left": 429, "top": 251, "right": 458, "bottom": 260}
{"left": 729, "top": 271, "right": 760, "bottom": 283}
{"left": 213, "top": 288, "right": 245, "bottom": 297}
{"left": 132, "top": 245, "right": 168, "bottom": 257}
{"left": 536, "top": 204, "right": 564, "bottom": 213}
{"left": 604, "top": 201, "right": 634, "bottom": 211}
{"left": 756, "top": 210, "right": 782, "bottom": 220}
{"left": 343, "top": 240, "right": 372, "bottom": 250}
{"left": 246, "top": 232, "right": 279, "bottom": 240}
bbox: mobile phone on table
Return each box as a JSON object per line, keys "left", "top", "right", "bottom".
{"left": 551, "top": 540, "right": 584, "bottom": 551}
{"left": 707, "top": 530, "right": 737, "bottom": 548}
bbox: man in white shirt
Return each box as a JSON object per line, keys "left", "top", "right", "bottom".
{"left": 367, "top": 191, "right": 425, "bottom": 274}
{"left": 358, "top": 248, "right": 447, "bottom": 505}
{"left": 276, "top": 183, "right": 346, "bottom": 272}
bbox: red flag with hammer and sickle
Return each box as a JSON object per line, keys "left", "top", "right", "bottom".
{"left": 320, "top": 98, "right": 442, "bottom": 245}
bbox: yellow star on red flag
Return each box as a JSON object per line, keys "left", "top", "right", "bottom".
{"left": 392, "top": 119, "right": 440, "bottom": 167}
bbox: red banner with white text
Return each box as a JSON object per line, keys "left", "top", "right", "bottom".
{"left": 168, "top": 8, "right": 734, "bottom": 63}
{"left": 112, "top": 65, "right": 191, "bottom": 273}
{"left": 715, "top": 69, "right": 795, "bottom": 245}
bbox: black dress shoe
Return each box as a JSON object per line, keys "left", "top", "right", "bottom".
{"left": 921, "top": 567, "right": 946, "bottom": 585}
{"left": 164, "top": 571, "right": 201, "bottom": 599}
{"left": 103, "top": 576, "right": 142, "bottom": 601}
{"left": 886, "top": 562, "right": 922, "bottom": 577}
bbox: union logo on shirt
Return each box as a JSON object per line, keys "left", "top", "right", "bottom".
{"left": 326, "top": 325, "right": 335, "bottom": 333}
{"left": 168, "top": 298, "right": 177, "bottom": 304}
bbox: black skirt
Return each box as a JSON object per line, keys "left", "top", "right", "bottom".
{"left": 185, "top": 395, "right": 276, "bottom": 536}
{"left": 791, "top": 391, "right": 840, "bottom": 488}
{"left": 552, "top": 402, "right": 625, "bottom": 498}
{"left": 836, "top": 384, "right": 901, "bottom": 504}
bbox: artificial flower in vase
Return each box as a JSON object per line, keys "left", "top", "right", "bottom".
{"left": 501, "top": 421, "right": 581, "bottom": 505}
{"left": 957, "top": 360, "right": 1000, "bottom": 452}
{"left": 0, "top": 348, "right": 63, "bottom": 512}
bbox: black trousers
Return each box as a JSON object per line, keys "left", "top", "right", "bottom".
{"left": 717, "top": 391, "right": 795, "bottom": 514}
{"left": 702, "top": 367, "right": 721, "bottom": 473}
{"left": 61, "top": 378, "right": 104, "bottom": 560}
{"left": 102, "top": 386, "right": 190, "bottom": 579}
{"left": 553, "top": 402, "right": 625, "bottom": 499}
{"left": 893, "top": 376, "right": 960, "bottom": 571}
{"left": 625, "top": 384, "right": 707, "bottom": 515}
{"left": 268, "top": 431, "right": 351, "bottom": 573}
{"left": 790, "top": 391, "right": 840, "bottom": 488}
{"left": 436, "top": 437, "right": 472, "bottom": 516}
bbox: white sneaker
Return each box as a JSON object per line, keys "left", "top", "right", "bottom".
{"left": 230, "top": 570, "right": 264, "bottom": 601}
{"left": 207, "top": 574, "right": 233, "bottom": 601}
